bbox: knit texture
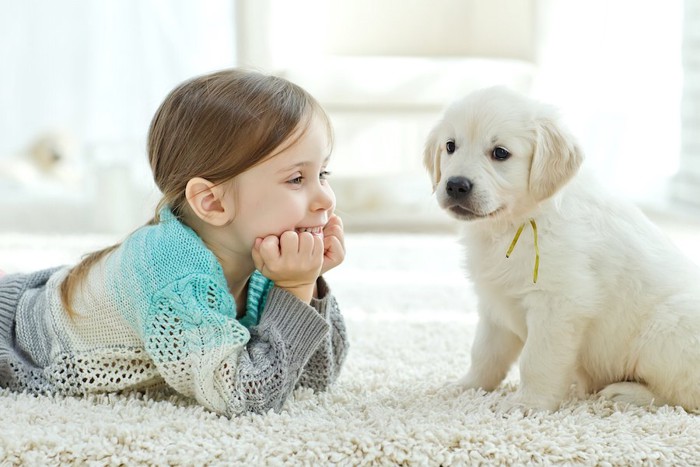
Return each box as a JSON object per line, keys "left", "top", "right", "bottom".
{"left": 0, "top": 208, "right": 347, "bottom": 416}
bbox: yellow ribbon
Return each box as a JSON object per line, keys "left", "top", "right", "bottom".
{"left": 505, "top": 218, "right": 539, "bottom": 283}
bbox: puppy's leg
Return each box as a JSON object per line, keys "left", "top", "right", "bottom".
{"left": 630, "top": 298, "right": 700, "bottom": 410}
{"left": 456, "top": 317, "right": 523, "bottom": 391}
{"left": 573, "top": 367, "right": 595, "bottom": 399}
{"left": 510, "top": 306, "right": 584, "bottom": 411}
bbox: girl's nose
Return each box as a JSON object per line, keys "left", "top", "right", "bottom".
{"left": 311, "top": 183, "right": 335, "bottom": 212}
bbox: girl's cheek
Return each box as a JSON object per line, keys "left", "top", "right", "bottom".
{"left": 328, "top": 187, "right": 337, "bottom": 211}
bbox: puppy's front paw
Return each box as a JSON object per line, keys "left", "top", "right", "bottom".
{"left": 499, "top": 390, "right": 560, "bottom": 414}
{"left": 453, "top": 372, "right": 498, "bottom": 392}
{"left": 435, "top": 368, "right": 507, "bottom": 399}
{"left": 429, "top": 378, "right": 481, "bottom": 398}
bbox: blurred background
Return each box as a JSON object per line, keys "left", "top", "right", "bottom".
{"left": 0, "top": 0, "right": 698, "bottom": 235}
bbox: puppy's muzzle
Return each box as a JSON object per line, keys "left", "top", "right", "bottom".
{"left": 446, "top": 176, "right": 473, "bottom": 201}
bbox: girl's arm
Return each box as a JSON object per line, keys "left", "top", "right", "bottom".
{"left": 296, "top": 277, "right": 349, "bottom": 391}
{"left": 221, "top": 286, "right": 331, "bottom": 414}
{"left": 144, "top": 274, "right": 329, "bottom": 417}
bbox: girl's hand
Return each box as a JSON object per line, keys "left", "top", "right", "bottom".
{"left": 252, "top": 231, "right": 324, "bottom": 303}
{"left": 321, "top": 214, "right": 345, "bottom": 275}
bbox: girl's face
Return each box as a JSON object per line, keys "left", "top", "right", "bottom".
{"left": 229, "top": 114, "right": 335, "bottom": 246}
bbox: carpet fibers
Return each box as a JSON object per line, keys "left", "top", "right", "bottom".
{"left": 1, "top": 232, "right": 700, "bottom": 465}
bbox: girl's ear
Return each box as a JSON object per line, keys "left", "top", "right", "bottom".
{"left": 185, "top": 177, "right": 234, "bottom": 226}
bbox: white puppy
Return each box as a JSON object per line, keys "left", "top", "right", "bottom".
{"left": 424, "top": 86, "right": 700, "bottom": 412}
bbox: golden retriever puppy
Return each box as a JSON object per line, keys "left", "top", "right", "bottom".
{"left": 423, "top": 86, "right": 700, "bottom": 412}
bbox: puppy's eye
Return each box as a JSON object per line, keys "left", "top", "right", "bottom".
{"left": 446, "top": 140, "right": 456, "bottom": 154}
{"left": 492, "top": 146, "right": 511, "bottom": 161}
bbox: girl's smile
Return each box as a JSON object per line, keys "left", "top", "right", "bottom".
{"left": 295, "top": 225, "right": 325, "bottom": 236}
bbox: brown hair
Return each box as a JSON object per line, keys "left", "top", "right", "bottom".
{"left": 60, "top": 68, "right": 332, "bottom": 316}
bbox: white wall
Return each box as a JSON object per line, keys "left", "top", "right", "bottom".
{"left": 0, "top": 0, "right": 236, "bottom": 158}
{"left": 0, "top": 0, "right": 237, "bottom": 233}
{"left": 674, "top": 0, "right": 700, "bottom": 210}
{"left": 532, "top": 0, "right": 683, "bottom": 206}
{"left": 237, "top": 0, "right": 687, "bottom": 229}
{"left": 0, "top": 0, "right": 693, "bottom": 234}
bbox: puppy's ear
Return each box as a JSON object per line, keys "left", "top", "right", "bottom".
{"left": 423, "top": 125, "right": 442, "bottom": 192}
{"left": 529, "top": 116, "right": 583, "bottom": 201}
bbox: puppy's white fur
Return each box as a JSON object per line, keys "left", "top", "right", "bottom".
{"left": 424, "top": 86, "right": 700, "bottom": 411}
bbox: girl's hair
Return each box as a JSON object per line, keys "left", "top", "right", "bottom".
{"left": 60, "top": 68, "right": 332, "bottom": 316}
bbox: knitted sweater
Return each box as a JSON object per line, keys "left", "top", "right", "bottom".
{"left": 0, "top": 209, "right": 348, "bottom": 417}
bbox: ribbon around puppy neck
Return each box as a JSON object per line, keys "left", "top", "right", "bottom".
{"left": 505, "top": 218, "right": 539, "bottom": 283}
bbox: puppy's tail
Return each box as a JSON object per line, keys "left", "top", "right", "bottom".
{"left": 598, "top": 382, "right": 668, "bottom": 407}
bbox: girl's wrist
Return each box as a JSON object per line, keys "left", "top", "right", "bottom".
{"left": 281, "top": 283, "right": 315, "bottom": 304}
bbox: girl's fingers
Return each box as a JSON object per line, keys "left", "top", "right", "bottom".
{"left": 324, "top": 214, "right": 342, "bottom": 232}
{"left": 324, "top": 218, "right": 344, "bottom": 248}
{"left": 297, "top": 231, "right": 314, "bottom": 256}
{"left": 255, "top": 231, "right": 324, "bottom": 284}
{"left": 324, "top": 236, "right": 344, "bottom": 260}
{"left": 313, "top": 234, "right": 324, "bottom": 259}
{"left": 259, "top": 235, "right": 281, "bottom": 260}
{"left": 254, "top": 237, "right": 264, "bottom": 250}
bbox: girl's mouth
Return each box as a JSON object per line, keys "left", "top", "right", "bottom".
{"left": 295, "top": 226, "right": 324, "bottom": 235}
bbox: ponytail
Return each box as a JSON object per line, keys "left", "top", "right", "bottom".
{"left": 59, "top": 211, "right": 162, "bottom": 318}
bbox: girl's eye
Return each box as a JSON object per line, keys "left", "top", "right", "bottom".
{"left": 492, "top": 146, "right": 511, "bottom": 161}
{"left": 287, "top": 170, "right": 332, "bottom": 185}
{"left": 446, "top": 140, "right": 456, "bottom": 154}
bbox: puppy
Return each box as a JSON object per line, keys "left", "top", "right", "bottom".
{"left": 424, "top": 86, "right": 700, "bottom": 412}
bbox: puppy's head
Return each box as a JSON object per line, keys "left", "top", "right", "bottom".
{"left": 423, "top": 86, "right": 583, "bottom": 222}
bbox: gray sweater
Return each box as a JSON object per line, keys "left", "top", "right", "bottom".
{"left": 0, "top": 213, "right": 348, "bottom": 417}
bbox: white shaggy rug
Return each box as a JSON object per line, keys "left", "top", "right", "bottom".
{"left": 2, "top": 230, "right": 700, "bottom": 465}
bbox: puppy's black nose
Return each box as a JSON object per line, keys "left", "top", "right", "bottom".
{"left": 446, "top": 176, "right": 472, "bottom": 200}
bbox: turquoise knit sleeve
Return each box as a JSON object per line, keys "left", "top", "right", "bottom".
{"left": 144, "top": 273, "right": 251, "bottom": 413}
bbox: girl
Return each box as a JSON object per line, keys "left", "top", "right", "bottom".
{"left": 0, "top": 69, "right": 348, "bottom": 417}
